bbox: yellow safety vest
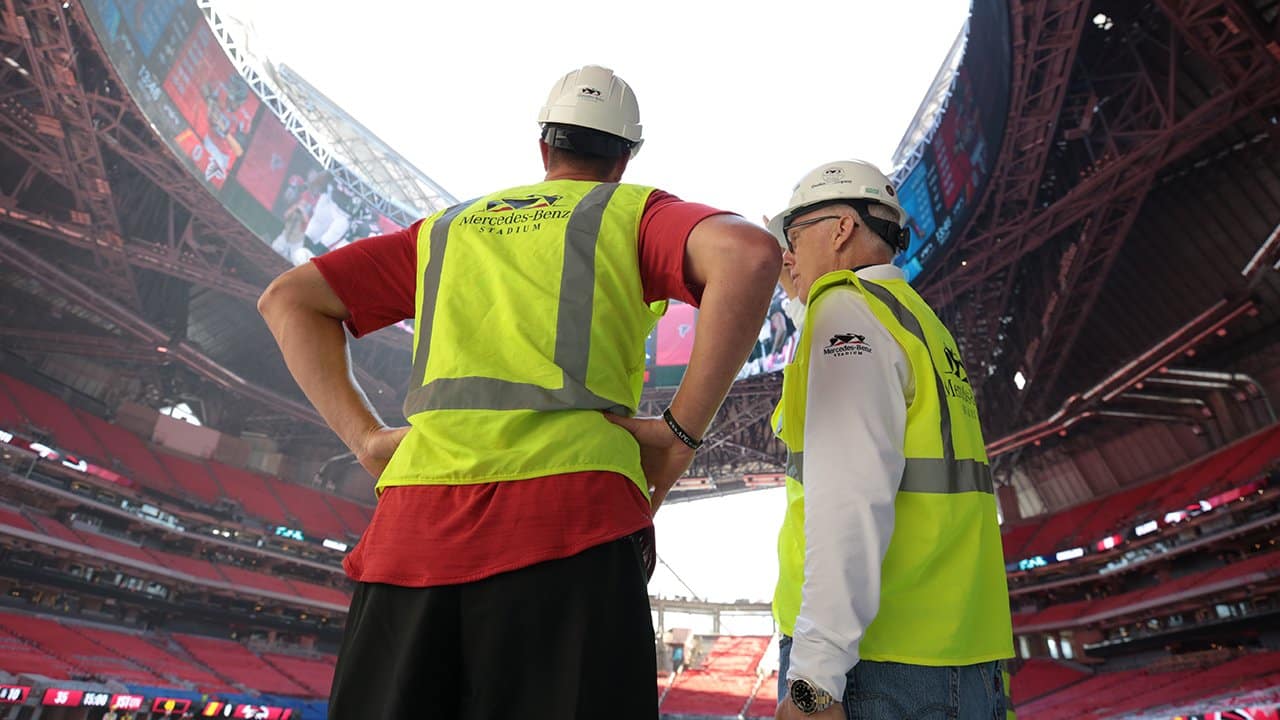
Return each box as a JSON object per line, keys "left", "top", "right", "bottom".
{"left": 772, "top": 404, "right": 806, "bottom": 636}
{"left": 378, "top": 181, "right": 664, "bottom": 498}
{"left": 772, "top": 269, "right": 1013, "bottom": 666}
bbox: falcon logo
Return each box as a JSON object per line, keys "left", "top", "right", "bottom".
{"left": 486, "top": 194, "right": 563, "bottom": 212}
{"left": 579, "top": 86, "right": 602, "bottom": 97}
{"left": 943, "top": 346, "right": 968, "bottom": 383}
{"left": 824, "top": 332, "right": 872, "bottom": 357}
{"left": 829, "top": 333, "right": 866, "bottom": 346}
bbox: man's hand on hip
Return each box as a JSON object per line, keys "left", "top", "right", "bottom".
{"left": 604, "top": 414, "right": 695, "bottom": 513}
{"left": 356, "top": 425, "right": 410, "bottom": 479}
{"left": 775, "top": 696, "right": 844, "bottom": 720}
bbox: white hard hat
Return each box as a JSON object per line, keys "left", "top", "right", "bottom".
{"left": 538, "top": 65, "right": 643, "bottom": 157}
{"left": 768, "top": 160, "right": 909, "bottom": 251}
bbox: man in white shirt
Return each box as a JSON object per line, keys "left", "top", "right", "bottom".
{"left": 767, "top": 160, "right": 1013, "bottom": 720}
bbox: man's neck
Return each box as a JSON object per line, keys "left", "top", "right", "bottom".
{"left": 843, "top": 254, "right": 893, "bottom": 272}
{"left": 543, "top": 170, "right": 611, "bottom": 182}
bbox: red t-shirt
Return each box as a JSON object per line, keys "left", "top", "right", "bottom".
{"left": 313, "top": 190, "right": 727, "bottom": 586}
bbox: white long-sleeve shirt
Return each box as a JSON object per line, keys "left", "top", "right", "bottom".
{"left": 786, "top": 264, "right": 915, "bottom": 699}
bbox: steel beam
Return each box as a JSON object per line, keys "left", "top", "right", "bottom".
{"left": 4, "top": 0, "right": 140, "bottom": 309}
{"left": 1023, "top": 176, "right": 1155, "bottom": 417}
{"left": 0, "top": 232, "right": 324, "bottom": 427}
{"left": 925, "top": 73, "right": 1280, "bottom": 308}
{"left": 1154, "top": 0, "right": 1280, "bottom": 92}
{"left": 0, "top": 327, "right": 168, "bottom": 364}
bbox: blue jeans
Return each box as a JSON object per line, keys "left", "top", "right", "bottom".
{"left": 778, "top": 635, "right": 1007, "bottom": 719}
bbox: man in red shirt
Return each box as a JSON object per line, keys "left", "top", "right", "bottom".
{"left": 258, "top": 65, "right": 779, "bottom": 719}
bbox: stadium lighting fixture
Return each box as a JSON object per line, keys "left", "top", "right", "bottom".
{"left": 1013, "top": 371, "right": 1026, "bottom": 390}
{"left": 1092, "top": 13, "right": 1113, "bottom": 30}
{"left": 155, "top": 345, "right": 168, "bottom": 353}
{"left": 1134, "top": 520, "right": 1158, "bottom": 536}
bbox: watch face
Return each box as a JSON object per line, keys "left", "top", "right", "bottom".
{"left": 790, "top": 679, "right": 817, "bottom": 713}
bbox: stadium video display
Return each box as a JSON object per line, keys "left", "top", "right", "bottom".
{"left": 894, "top": 0, "right": 1011, "bottom": 282}
{"left": 82, "top": 0, "right": 406, "bottom": 269}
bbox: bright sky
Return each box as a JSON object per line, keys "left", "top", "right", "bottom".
{"left": 218, "top": 0, "right": 970, "bottom": 606}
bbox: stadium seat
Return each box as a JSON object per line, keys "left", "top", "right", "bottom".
{"left": 261, "top": 652, "right": 336, "bottom": 697}
{"left": 1018, "top": 548, "right": 1280, "bottom": 630}
{"left": 327, "top": 495, "right": 374, "bottom": 537}
{"left": 1018, "top": 651, "right": 1280, "bottom": 719}
{"left": 285, "top": 578, "right": 351, "bottom": 607}
{"left": 0, "top": 505, "right": 38, "bottom": 534}
{"left": 0, "top": 614, "right": 78, "bottom": 679}
{"left": 0, "top": 375, "right": 108, "bottom": 463}
{"left": 660, "top": 637, "right": 771, "bottom": 716}
{"left": 153, "top": 452, "right": 225, "bottom": 506}
{"left": 74, "top": 409, "right": 179, "bottom": 494}
{"left": 661, "top": 669, "right": 757, "bottom": 716}
{"left": 146, "top": 548, "right": 231, "bottom": 583}
{"left": 1011, "top": 658, "right": 1089, "bottom": 706}
{"left": 25, "top": 511, "right": 87, "bottom": 546}
{"left": 0, "top": 378, "right": 26, "bottom": 428}
{"left": 207, "top": 461, "right": 292, "bottom": 526}
{"left": 266, "top": 478, "right": 350, "bottom": 539}
{"left": 216, "top": 564, "right": 299, "bottom": 598}
{"left": 172, "top": 634, "right": 310, "bottom": 696}
{"left": 745, "top": 672, "right": 779, "bottom": 718}
{"left": 1004, "top": 422, "right": 1280, "bottom": 562}
{"left": 73, "top": 530, "right": 163, "bottom": 568}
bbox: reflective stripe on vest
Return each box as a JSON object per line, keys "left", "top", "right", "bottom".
{"left": 404, "top": 183, "right": 629, "bottom": 417}
{"left": 787, "top": 453, "right": 990, "bottom": 494}
{"left": 786, "top": 450, "right": 803, "bottom": 483}
{"left": 859, "top": 279, "right": 954, "bottom": 462}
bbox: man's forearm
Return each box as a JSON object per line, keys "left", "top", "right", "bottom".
{"left": 259, "top": 283, "right": 384, "bottom": 453}
{"left": 670, "top": 225, "right": 780, "bottom": 437}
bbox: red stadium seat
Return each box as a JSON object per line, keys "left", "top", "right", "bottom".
{"left": 153, "top": 451, "right": 224, "bottom": 506}
{"left": 327, "top": 495, "right": 374, "bottom": 537}
{"left": 1010, "top": 658, "right": 1089, "bottom": 706}
{"left": 207, "top": 461, "right": 291, "bottom": 526}
{"left": 172, "top": 634, "right": 311, "bottom": 696}
{"left": 267, "top": 478, "right": 350, "bottom": 539}
{"left": 74, "top": 409, "right": 179, "bottom": 494}
{"left": 0, "top": 379, "right": 26, "bottom": 428}
{"left": 261, "top": 653, "right": 336, "bottom": 697}
{"left": 1004, "top": 422, "right": 1280, "bottom": 562}
{"left": 25, "top": 512, "right": 87, "bottom": 547}
{"left": 285, "top": 578, "right": 351, "bottom": 607}
{"left": 147, "top": 548, "right": 231, "bottom": 583}
{"left": 745, "top": 672, "right": 779, "bottom": 718}
{"left": 216, "top": 563, "right": 299, "bottom": 598}
{"left": 0, "top": 505, "right": 38, "bottom": 534}
{"left": 660, "top": 637, "right": 771, "bottom": 716}
{"left": 0, "top": 376, "right": 108, "bottom": 463}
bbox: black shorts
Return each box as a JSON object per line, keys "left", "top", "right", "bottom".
{"left": 328, "top": 532, "right": 657, "bottom": 720}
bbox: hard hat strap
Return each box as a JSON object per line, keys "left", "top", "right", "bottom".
{"left": 541, "top": 124, "right": 635, "bottom": 159}
{"left": 800, "top": 199, "right": 908, "bottom": 254}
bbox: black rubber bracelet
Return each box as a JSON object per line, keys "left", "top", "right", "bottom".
{"left": 662, "top": 408, "right": 702, "bottom": 450}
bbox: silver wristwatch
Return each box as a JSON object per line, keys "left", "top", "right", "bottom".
{"left": 789, "top": 677, "right": 835, "bottom": 714}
